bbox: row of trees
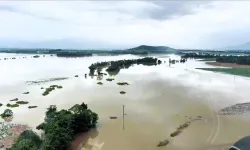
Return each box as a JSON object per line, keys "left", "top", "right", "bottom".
{"left": 9, "top": 102, "right": 98, "bottom": 150}
{"left": 56, "top": 52, "right": 93, "bottom": 57}
{"left": 181, "top": 53, "right": 220, "bottom": 59}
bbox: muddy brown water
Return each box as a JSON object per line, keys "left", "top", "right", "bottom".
{"left": 1, "top": 54, "right": 250, "bottom": 150}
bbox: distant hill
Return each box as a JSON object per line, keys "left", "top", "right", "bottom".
{"left": 125, "top": 45, "right": 176, "bottom": 54}
{"left": 224, "top": 41, "right": 250, "bottom": 50}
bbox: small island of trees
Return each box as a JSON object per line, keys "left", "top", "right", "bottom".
{"left": 88, "top": 57, "right": 160, "bottom": 75}
{"left": 9, "top": 102, "right": 98, "bottom": 150}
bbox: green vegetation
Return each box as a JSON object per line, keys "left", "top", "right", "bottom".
{"left": 33, "top": 55, "right": 40, "bottom": 58}
{"left": 1, "top": 109, "right": 13, "bottom": 118}
{"left": 13, "top": 103, "right": 97, "bottom": 150}
{"left": 16, "top": 101, "right": 29, "bottom": 105}
{"left": 26, "top": 77, "right": 68, "bottom": 85}
{"left": 7, "top": 103, "right": 19, "bottom": 108}
{"left": 177, "top": 122, "right": 189, "bottom": 130}
{"left": 41, "top": 87, "right": 44, "bottom": 89}
{"left": 216, "top": 55, "right": 250, "bottom": 65}
{"left": 75, "top": 75, "right": 79, "bottom": 77}
{"left": 56, "top": 51, "right": 92, "bottom": 57}
{"left": 197, "top": 68, "right": 250, "bottom": 77}
{"left": 10, "top": 98, "right": 18, "bottom": 101}
{"left": 157, "top": 139, "right": 169, "bottom": 147}
{"left": 28, "top": 106, "right": 37, "bottom": 109}
{"left": 89, "top": 57, "right": 158, "bottom": 76}
{"left": 120, "top": 91, "right": 126, "bottom": 94}
{"left": 106, "top": 78, "right": 114, "bottom": 81}
{"left": 97, "top": 82, "right": 103, "bottom": 85}
{"left": 23, "top": 92, "right": 29, "bottom": 94}
{"left": 117, "top": 82, "right": 129, "bottom": 86}
{"left": 198, "top": 58, "right": 216, "bottom": 61}
{"left": 42, "top": 85, "right": 63, "bottom": 96}
{"left": 170, "top": 130, "right": 182, "bottom": 137}
{"left": 9, "top": 130, "right": 43, "bottom": 150}
{"left": 181, "top": 52, "right": 219, "bottom": 59}
{"left": 0, "top": 103, "right": 2, "bottom": 107}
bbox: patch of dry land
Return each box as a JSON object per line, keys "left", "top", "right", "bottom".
{"left": 207, "top": 62, "right": 250, "bottom": 68}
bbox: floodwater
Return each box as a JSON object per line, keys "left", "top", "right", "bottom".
{"left": 1, "top": 53, "right": 250, "bottom": 150}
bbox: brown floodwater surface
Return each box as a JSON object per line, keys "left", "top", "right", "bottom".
{"left": 1, "top": 54, "right": 250, "bottom": 150}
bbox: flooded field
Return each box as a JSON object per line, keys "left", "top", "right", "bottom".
{"left": 1, "top": 53, "right": 250, "bottom": 150}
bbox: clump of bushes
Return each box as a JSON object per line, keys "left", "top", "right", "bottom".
{"left": 10, "top": 98, "right": 18, "bottom": 101}
{"left": 7, "top": 103, "right": 19, "bottom": 108}
{"left": 28, "top": 106, "right": 37, "bottom": 109}
{"left": 57, "top": 85, "right": 63, "bottom": 89}
{"left": 106, "top": 78, "right": 114, "bottom": 81}
{"left": 0, "top": 103, "right": 2, "bottom": 107}
{"left": 0, "top": 109, "right": 13, "bottom": 118}
{"left": 157, "top": 139, "right": 169, "bottom": 147}
{"left": 16, "top": 101, "right": 29, "bottom": 105}
{"left": 42, "top": 85, "right": 63, "bottom": 96}
{"left": 23, "top": 92, "right": 29, "bottom": 94}
{"left": 41, "top": 87, "right": 44, "bottom": 89}
{"left": 97, "top": 82, "right": 103, "bottom": 85}
{"left": 177, "top": 122, "right": 189, "bottom": 130}
{"left": 117, "top": 82, "right": 129, "bottom": 86}
{"left": 170, "top": 130, "right": 181, "bottom": 137}
{"left": 75, "top": 75, "right": 79, "bottom": 77}
{"left": 120, "top": 91, "right": 126, "bottom": 94}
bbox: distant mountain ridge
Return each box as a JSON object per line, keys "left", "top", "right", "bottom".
{"left": 127, "top": 45, "right": 175, "bottom": 51}
{"left": 224, "top": 41, "right": 250, "bottom": 50}
{"left": 124, "top": 45, "right": 176, "bottom": 54}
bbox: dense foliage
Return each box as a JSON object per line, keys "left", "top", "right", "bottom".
{"left": 89, "top": 57, "right": 159, "bottom": 75}
{"left": 9, "top": 102, "right": 98, "bottom": 150}
{"left": 216, "top": 56, "right": 250, "bottom": 65}
{"left": 9, "top": 130, "right": 42, "bottom": 150}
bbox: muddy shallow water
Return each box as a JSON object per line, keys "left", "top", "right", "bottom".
{"left": 1, "top": 53, "right": 250, "bottom": 150}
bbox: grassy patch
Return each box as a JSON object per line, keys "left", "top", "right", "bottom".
{"left": 97, "top": 82, "right": 103, "bottom": 85}
{"left": 197, "top": 68, "right": 250, "bottom": 77}
{"left": 7, "top": 103, "right": 19, "bottom": 108}
{"left": 16, "top": 101, "right": 29, "bottom": 104}
{"left": 10, "top": 98, "right": 18, "bottom": 102}
{"left": 117, "top": 82, "right": 129, "bottom": 86}
{"left": 28, "top": 106, "right": 38, "bottom": 109}
{"left": 106, "top": 78, "right": 114, "bottom": 82}
{"left": 120, "top": 91, "right": 126, "bottom": 94}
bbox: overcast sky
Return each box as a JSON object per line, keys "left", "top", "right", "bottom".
{"left": 1, "top": 1, "right": 250, "bottom": 49}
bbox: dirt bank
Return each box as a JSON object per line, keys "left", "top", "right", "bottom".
{"left": 207, "top": 62, "right": 250, "bottom": 68}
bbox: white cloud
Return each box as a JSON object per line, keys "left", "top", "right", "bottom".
{"left": 0, "top": 1, "right": 250, "bottom": 49}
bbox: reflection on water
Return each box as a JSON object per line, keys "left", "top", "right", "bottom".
{"left": 70, "top": 128, "right": 104, "bottom": 150}
{"left": 1, "top": 53, "right": 250, "bottom": 149}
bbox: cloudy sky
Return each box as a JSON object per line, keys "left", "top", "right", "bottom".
{"left": 0, "top": 1, "right": 250, "bottom": 49}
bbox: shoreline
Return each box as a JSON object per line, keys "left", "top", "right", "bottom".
{"left": 206, "top": 62, "right": 250, "bottom": 68}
